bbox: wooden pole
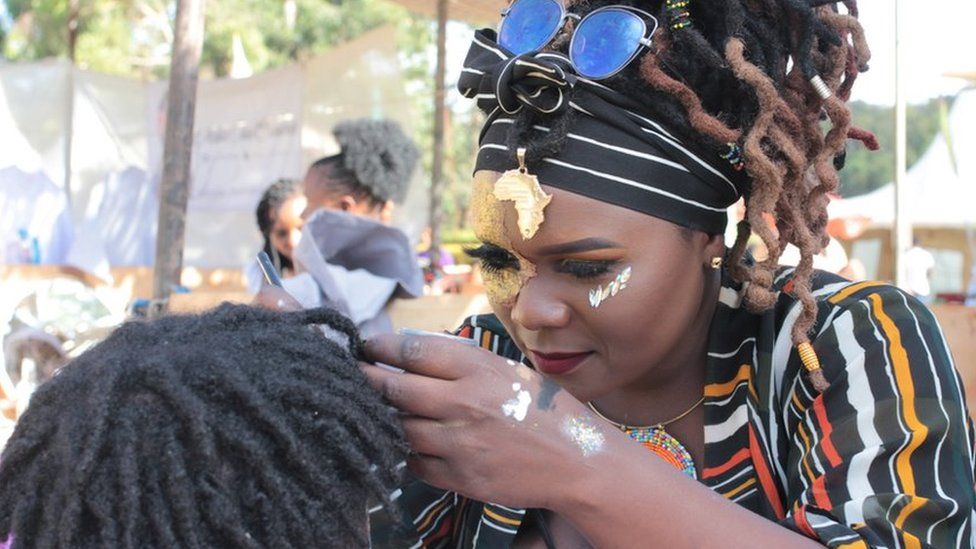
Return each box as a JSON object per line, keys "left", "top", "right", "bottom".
{"left": 893, "top": 0, "right": 911, "bottom": 289}
{"left": 428, "top": 0, "right": 448, "bottom": 272}
{"left": 63, "top": 0, "right": 79, "bottom": 214}
{"left": 67, "top": 0, "right": 79, "bottom": 61}
{"left": 152, "top": 0, "right": 206, "bottom": 311}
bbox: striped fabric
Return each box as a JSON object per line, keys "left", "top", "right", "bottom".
{"left": 458, "top": 29, "right": 749, "bottom": 236}
{"left": 393, "top": 268, "right": 976, "bottom": 548}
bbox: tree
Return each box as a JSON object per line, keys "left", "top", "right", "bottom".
{"left": 841, "top": 97, "right": 952, "bottom": 197}
{"left": 1, "top": 0, "right": 404, "bottom": 78}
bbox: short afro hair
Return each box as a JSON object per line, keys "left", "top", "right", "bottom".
{"left": 0, "top": 304, "right": 407, "bottom": 548}
{"left": 309, "top": 119, "right": 420, "bottom": 205}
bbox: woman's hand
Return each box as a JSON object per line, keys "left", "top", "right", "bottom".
{"left": 362, "top": 334, "right": 618, "bottom": 510}
{"left": 252, "top": 284, "right": 302, "bottom": 312}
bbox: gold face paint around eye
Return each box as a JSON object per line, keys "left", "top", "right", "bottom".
{"left": 471, "top": 171, "right": 540, "bottom": 307}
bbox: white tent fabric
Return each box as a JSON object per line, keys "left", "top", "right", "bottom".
{"left": 0, "top": 26, "right": 425, "bottom": 270}
{"left": 832, "top": 88, "right": 976, "bottom": 228}
{"left": 0, "top": 59, "right": 72, "bottom": 184}
{"left": 0, "top": 166, "right": 74, "bottom": 264}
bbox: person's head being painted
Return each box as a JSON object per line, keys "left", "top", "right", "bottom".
{"left": 0, "top": 304, "right": 408, "bottom": 548}
{"left": 462, "top": 0, "right": 873, "bottom": 396}
{"left": 302, "top": 118, "right": 420, "bottom": 225}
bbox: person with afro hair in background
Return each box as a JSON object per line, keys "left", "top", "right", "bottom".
{"left": 280, "top": 119, "right": 425, "bottom": 337}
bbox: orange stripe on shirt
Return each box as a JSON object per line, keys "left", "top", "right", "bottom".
{"left": 480, "top": 331, "right": 492, "bottom": 349}
{"left": 811, "top": 474, "right": 833, "bottom": 510}
{"left": 749, "top": 424, "right": 786, "bottom": 520}
{"left": 793, "top": 505, "right": 818, "bottom": 538}
{"left": 836, "top": 540, "right": 869, "bottom": 549}
{"left": 415, "top": 497, "right": 453, "bottom": 533}
{"left": 483, "top": 507, "right": 523, "bottom": 527}
{"left": 795, "top": 421, "right": 818, "bottom": 484}
{"left": 791, "top": 390, "right": 808, "bottom": 414}
{"left": 722, "top": 477, "right": 757, "bottom": 499}
{"left": 895, "top": 497, "right": 931, "bottom": 537}
{"left": 812, "top": 396, "right": 842, "bottom": 467}
{"left": 901, "top": 528, "right": 923, "bottom": 549}
{"left": 869, "top": 293, "right": 928, "bottom": 498}
{"left": 829, "top": 281, "right": 887, "bottom": 305}
{"left": 703, "top": 447, "right": 750, "bottom": 479}
{"left": 704, "top": 363, "right": 756, "bottom": 400}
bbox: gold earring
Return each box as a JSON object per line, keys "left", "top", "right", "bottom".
{"left": 710, "top": 257, "right": 723, "bottom": 270}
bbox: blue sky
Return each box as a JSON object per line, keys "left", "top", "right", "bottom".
{"left": 0, "top": 1, "right": 11, "bottom": 31}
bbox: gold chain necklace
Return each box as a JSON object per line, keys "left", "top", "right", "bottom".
{"left": 586, "top": 396, "right": 705, "bottom": 431}
{"left": 586, "top": 397, "right": 704, "bottom": 480}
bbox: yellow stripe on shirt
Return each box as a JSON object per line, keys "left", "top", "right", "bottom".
{"left": 483, "top": 507, "right": 523, "bottom": 527}
{"left": 828, "top": 280, "right": 887, "bottom": 305}
{"left": 869, "top": 293, "right": 929, "bottom": 502}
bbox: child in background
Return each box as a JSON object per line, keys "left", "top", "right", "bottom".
{"left": 244, "top": 178, "right": 307, "bottom": 294}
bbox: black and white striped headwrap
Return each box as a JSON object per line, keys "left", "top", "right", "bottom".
{"left": 459, "top": 29, "right": 749, "bottom": 235}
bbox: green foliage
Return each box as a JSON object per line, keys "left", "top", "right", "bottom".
{"left": 841, "top": 97, "right": 952, "bottom": 197}
{"left": 202, "top": 0, "right": 400, "bottom": 77}
{"left": 4, "top": 0, "right": 75, "bottom": 60}
{"left": 2, "top": 0, "right": 403, "bottom": 77}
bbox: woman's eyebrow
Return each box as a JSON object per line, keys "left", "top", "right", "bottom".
{"left": 537, "top": 238, "right": 624, "bottom": 255}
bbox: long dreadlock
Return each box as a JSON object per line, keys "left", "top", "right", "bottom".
{"left": 0, "top": 304, "right": 407, "bottom": 548}
{"left": 513, "top": 0, "right": 873, "bottom": 387}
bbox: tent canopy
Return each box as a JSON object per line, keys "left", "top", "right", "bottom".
{"left": 387, "top": 0, "right": 506, "bottom": 25}
{"left": 832, "top": 88, "right": 976, "bottom": 229}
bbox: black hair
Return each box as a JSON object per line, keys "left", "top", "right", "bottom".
{"left": 255, "top": 178, "right": 301, "bottom": 274}
{"left": 306, "top": 119, "right": 420, "bottom": 208}
{"left": 513, "top": 0, "right": 870, "bottom": 363}
{"left": 0, "top": 304, "right": 407, "bottom": 548}
{"left": 307, "top": 155, "right": 387, "bottom": 212}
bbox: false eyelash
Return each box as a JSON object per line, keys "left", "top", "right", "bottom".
{"left": 465, "top": 244, "right": 520, "bottom": 273}
{"left": 556, "top": 259, "right": 618, "bottom": 280}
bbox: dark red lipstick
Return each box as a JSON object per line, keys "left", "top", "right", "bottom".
{"left": 530, "top": 351, "right": 593, "bottom": 376}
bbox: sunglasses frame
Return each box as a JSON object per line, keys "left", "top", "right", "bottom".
{"left": 498, "top": 0, "right": 580, "bottom": 57}
{"left": 568, "top": 5, "right": 659, "bottom": 80}
{"left": 498, "top": 0, "right": 659, "bottom": 81}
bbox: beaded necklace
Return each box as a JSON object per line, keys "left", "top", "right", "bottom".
{"left": 586, "top": 397, "right": 703, "bottom": 480}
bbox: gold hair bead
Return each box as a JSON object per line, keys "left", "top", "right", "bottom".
{"left": 797, "top": 342, "right": 820, "bottom": 371}
{"left": 798, "top": 342, "right": 830, "bottom": 393}
{"left": 710, "top": 257, "right": 723, "bottom": 270}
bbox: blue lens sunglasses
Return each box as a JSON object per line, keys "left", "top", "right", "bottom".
{"left": 498, "top": 0, "right": 659, "bottom": 81}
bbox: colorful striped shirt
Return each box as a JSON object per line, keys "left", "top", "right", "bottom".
{"left": 392, "top": 269, "right": 976, "bottom": 548}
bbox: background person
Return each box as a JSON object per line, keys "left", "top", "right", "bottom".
{"left": 903, "top": 239, "right": 937, "bottom": 303}
{"left": 288, "top": 119, "right": 424, "bottom": 335}
{"left": 244, "top": 178, "right": 307, "bottom": 294}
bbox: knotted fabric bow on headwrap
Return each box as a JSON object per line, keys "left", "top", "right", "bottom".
{"left": 459, "top": 29, "right": 749, "bottom": 235}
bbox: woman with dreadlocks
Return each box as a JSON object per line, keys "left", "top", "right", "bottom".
{"left": 0, "top": 304, "right": 407, "bottom": 548}
{"left": 360, "top": 0, "right": 976, "bottom": 547}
